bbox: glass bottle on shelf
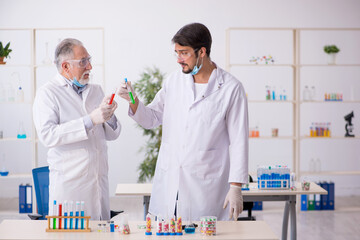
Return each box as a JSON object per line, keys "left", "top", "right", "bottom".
{"left": 315, "top": 158, "right": 321, "bottom": 172}
{"left": 16, "top": 86, "right": 24, "bottom": 103}
{"left": 255, "top": 125, "right": 260, "bottom": 137}
{"left": 283, "top": 89, "right": 287, "bottom": 101}
{"left": 303, "top": 85, "right": 311, "bottom": 101}
{"left": 7, "top": 83, "right": 15, "bottom": 102}
{"left": 310, "top": 86, "right": 316, "bottom": 101}
{"left": 272, "top": 86, "right": 276, "bottom": 100}
{"left": 42, "top": 42, "right": 52, "bottom": 65}
{"left": 279, "top": 86, "right": 284, "bottom": 100}
{"left": 0, "top": 81, "right": 6, "bottom": 102}
{"left": 17, "top": 121, "right": 27, "bottom": 139}
{"left": 265, "top": 85, "right": 270, "bottom": 100}
{"left": 309, "top": 158, "right": 315, "bottom": 172}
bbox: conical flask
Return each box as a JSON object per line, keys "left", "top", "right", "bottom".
{"left": 17, "top": 121, "right": 27, "bottom": 139}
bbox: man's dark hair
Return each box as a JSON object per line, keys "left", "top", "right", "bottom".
{"left": 172, "top": 23, "right": 212, "bottom": 57}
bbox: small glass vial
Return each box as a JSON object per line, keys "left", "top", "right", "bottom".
{"left": 102, "top": 223, "right": 107, "bottom": 232}
{"left": 97, "top": 223, "right": 102, "bottom": 232}
{"left": 110, "top": 221, "right": 115, "bottom": 232}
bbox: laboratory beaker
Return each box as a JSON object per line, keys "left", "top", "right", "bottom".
{"left": 184, "top": 205, "right": 195, "bottom": 234}
{"left": 0, "top": 153, "right": 9, "bottom": 176}
{"left": 120, "top": 213, "right": 130, "bottom": 234}
{"left": 17, "top": 121, "right": 27, "bottom": 139}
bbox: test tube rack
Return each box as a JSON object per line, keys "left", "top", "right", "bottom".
{"left": 45, "top": 215, "right": 91, "bottom": 232}
{"left": 258, "top": 179, "right": 290, "bottom": 190}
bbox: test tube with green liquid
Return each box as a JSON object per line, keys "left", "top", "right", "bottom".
{"left": 125, "top": 78, "right": 135, "bottom": 104}
{"left": 53, "top": 200, "right": 57, "bottom": 229}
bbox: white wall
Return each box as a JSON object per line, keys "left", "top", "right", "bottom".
{"left": 1, "top": 0, "right": 360, "bottom": 197}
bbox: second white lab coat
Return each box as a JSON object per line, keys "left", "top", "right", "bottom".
{"left": 33, "top": 74, "right": 121, "bottom": 220}
{"left": 130, "top": 65, "right": 248, "bottom": 220}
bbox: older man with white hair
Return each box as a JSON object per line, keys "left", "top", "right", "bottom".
{"left": 33, "top": 38, "right": 121, "bottom": 220}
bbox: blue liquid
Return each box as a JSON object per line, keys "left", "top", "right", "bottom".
{"left": 81, "top": 211, "right": 84, "bottom": 229}
{"left": 64, "top": 213, "right": 67, "bottom": 229}
{"left": 75, "top": 211, "right": 79, "bottom": 229}
{"left": 185, "top": 227, "right": 195, "bottom": 234}
{"left": 69, "top": 212, "right": 73, "bottom": 229}
{"left": 17, "top": 134, "right": 27, "bottom": 139}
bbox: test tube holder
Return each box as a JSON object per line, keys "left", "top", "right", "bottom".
{"left": 258, "top": 179, "right": 290, "bottom": 190}
{"left": 45, "top": 215, "right": 91, "bottom": 232}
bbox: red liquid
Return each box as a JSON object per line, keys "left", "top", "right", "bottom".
{"left": 109, "top": 93, "right": 115, "bottom": 104}
{"left": 59, "top": 204, "right": 62, "bottom": 229}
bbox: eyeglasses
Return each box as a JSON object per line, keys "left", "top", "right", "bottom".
{"left": 67, "top": 56, "right": 92, "bottom": 68}
{"left": 173, "top": 49, "right": 198, "bottom": 61}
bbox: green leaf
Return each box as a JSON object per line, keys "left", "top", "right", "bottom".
{"left": 0, "top": 41, "right": 12, "bottom": 58}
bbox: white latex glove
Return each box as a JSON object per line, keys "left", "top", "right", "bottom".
{"left": 116, "top": 80, "right": 137, "bottom": 103}
{"left": 223, "top": 185, "right": 244, "bottom": 221}
{"left": 90, "top": 95, "right": 118, "bottom": 125}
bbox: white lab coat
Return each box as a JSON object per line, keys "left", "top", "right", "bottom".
{"left": 130, "top": 65, "right": 248, "bottom": 220}
{"left": 33, "top": 73, "right": 121, "bottom": 220}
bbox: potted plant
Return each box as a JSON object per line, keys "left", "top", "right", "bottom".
{"left": 0, "top": 41, "right": 12, "bottom": 64}
{"left": 134, "top": 67, "right": 165, "bottom": 182}
{"left": 323, "top": 45, "right": 340, "bottom": 65}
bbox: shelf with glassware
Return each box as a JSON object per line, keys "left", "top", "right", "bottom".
{"left": 301, "top": 136, "right": 360, "bottom": 140}
{"left": 296, "top": 29, "right": 360, "bottom": 189}
{"left": 0, "top": 28, "right": 105, "bottom": 185}
{"left": 300, "top": 171, "right": 360, "bottom": 176}
{"left": 249, "top": 136, "right": 295, "bottom": 140}
{"left": 226, "top": 28, "right": 360, "bottom": 187}
{"left": 0, "top": 138, "right": 32, "bottom": 142}
{"left": 0, "top": 173, "right": 32, "bottom": 179}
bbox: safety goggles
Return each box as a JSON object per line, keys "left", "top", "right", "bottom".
{"left": 66, "top": 56, "right": 92, "bottom": 68}
{"left": 174, "top": 49, "right": 198, "bottom": 61}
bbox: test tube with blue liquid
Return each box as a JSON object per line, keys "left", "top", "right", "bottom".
{"left": 80, "top": 201, "right": 85, "bottom": 229}
{"left": 64, "top": 201, "right": 68, "bottom": 229}
{"left": 75, "top": 201, "right": 80, "bottom": 229}
{"left": 69, "top": 201, "right": 73, "bottom": 229}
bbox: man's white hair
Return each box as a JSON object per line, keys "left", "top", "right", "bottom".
{"left": 54, "top": 38, "right": 83, "bottom": 73}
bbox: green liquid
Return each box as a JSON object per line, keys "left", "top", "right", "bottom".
{"left": 129, "top": 92, "right": 135, "bottom": 104}
{"left": 53, "top": 218, "right": 56, "bottom": 229}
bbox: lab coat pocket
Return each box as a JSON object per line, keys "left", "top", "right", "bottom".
{"left": 193, "top": 149, "right": 224, "bottom": 180}
{"left": 62, "top": 148, "right": 89, "bottom": 180}
{"left": 201, "top": 100, "right": 224, "bottom": 125}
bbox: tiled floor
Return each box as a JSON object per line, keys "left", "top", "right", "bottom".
{"left": 1, "top": 196, "right": 360, "bottom": 239}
